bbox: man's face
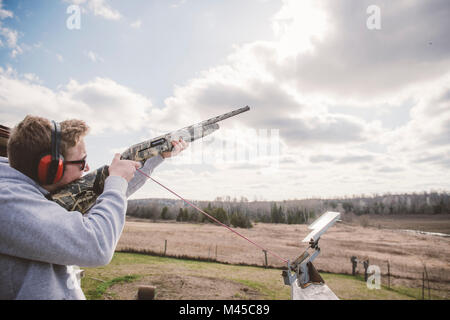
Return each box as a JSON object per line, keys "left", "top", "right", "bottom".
{"left": 50, "top": 138, "right": 90, "bottom": 190}
{"left": 62, "top": 138, "right": 90, "bottom": 184}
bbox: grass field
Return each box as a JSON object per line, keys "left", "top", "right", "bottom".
{"left": 80, "top": 252, "right": 431, "bottom": 300}
{"left": 81, "top": 215, "right": 450, "bottom": 300}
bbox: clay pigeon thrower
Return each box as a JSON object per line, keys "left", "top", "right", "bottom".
{"left": 282, "top": 211, "right": 341, "bottom": 289}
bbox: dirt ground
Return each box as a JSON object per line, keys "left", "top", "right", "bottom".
{"left": 106, "top": 274, "right": 262, "bottom": 300}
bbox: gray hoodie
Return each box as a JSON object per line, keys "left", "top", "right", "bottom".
{"left": 0, "top": 155, "right": 163, "bottom": 299}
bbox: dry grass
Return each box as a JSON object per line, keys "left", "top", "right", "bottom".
{"left": 117, "top": 216, "right": 450, "bottom": 298}
{"left": 348, "top": 214, "right": 450, "bottom": 234}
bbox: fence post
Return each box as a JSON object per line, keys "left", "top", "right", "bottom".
{"left": 422, "top": 272, "right": 425, "bottom": 300}
{"left": 387, "top": 260, "right": 390, "bottom": 289}
{"left": 215, "top": 245, "right": 218, "bottom": 261}
{"left": 351, "top": 256, "right": 357, "bottom": 276}
{"left": 423, "top": 264, "right": 430, "bottom": 300}
{"left": 164, "top": 240, "right": 167, "bottom": 256}
{"left": 263, "top": 250, "right": 268, "bottom": 268}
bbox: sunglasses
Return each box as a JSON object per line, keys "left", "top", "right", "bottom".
{"left": 64, "top": 156, "right": 87, "bottom": 171}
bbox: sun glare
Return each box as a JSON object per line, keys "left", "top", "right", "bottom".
{"left": 272, "top": 0, "right": 328, "bottom": 57}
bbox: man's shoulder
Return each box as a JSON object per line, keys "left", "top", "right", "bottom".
{"left": 0, "top": 156, "right": 9, "bottom": 167}
{"left": 0, "top": 159, "right": 46, "bottom": 198}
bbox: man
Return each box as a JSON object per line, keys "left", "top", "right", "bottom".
{"left": 0, "top": 115, "right": 187, "bottom": 299}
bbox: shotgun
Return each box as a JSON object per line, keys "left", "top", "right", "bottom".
{"left": 0, "top": 125, "right": 10, "bottom": 157}
{"left": 50, "top": 106, "right": 250, "bottom": 213}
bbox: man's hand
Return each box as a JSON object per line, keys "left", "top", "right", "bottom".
{"left": 108, "top": 153, "right": 141, "bottom": 182}
{"left": 161, "top": 138, "right": 189, "bottom": 159}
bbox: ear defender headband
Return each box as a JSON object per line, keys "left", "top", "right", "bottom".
{"left": 37, "top": 120, "right": 65, "bottom": 185}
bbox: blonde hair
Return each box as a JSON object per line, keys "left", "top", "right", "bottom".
{"left": 7, "top": 115, "right": 90, "bottom": 181}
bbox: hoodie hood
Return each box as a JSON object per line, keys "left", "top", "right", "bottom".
{"left": 0, "top": 156, "right": 49, "bottom": 197}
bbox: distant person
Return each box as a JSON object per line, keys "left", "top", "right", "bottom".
{"left": 0, "top": 115, "right": 187, "bottom": 299}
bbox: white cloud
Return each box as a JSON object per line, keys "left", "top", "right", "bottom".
{"left": 0, "top": 26, "right": 22, "bottom": 58}
{"left": 130, "top": 19, "right": 142, "bottom": 29}
{"left": 271, "top": 0, "right": 329, "bottom": 57}
{"left": 88, "top": 0, "right": 121, "bottom": 20}
{"left": 0, "top": 1, "right": 23, "bottom": 58}
{"left": 160, "top": 0, "right": 449, "bottom": 148}
{"left": 23, "top": 73, "right": 42, "bottom": 84}
{"left": 0, "top": 0, "right": 13, "bottom": 20}
{"left": 85, "top": 50, "right": 103, "bottom": 63}
{"left": 264, "top": 0, "right": 450, "bottom": 100}
{"left": 56, "top": 53, "right": 64, "bottom": 62}
{"left": 381, "top": 73, "right": 450, "bottom": 170}
{"left": 65, "top": 0, "right": 122, "bottom": 20}
{"left": 0, "top": 68, "right": 161, "bottom": 134}
{"left": 170, "top": 0, "right": 187, "bottom": 9}
{"left": 161, "top": 44, "right": 381, "bottom": 150}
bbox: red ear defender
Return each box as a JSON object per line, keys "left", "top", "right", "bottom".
{"left": 37, "top": 154, "right": 64, "bottom": 185}
{"left": 37, "top": 121, "right": 64, "bottom": 185}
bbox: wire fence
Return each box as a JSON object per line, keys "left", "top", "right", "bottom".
{"left": 347, "top": 256, "right": 450, "bottom": 300}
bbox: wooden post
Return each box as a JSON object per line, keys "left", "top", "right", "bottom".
{"left": 387, "top": 260, "right": 390, "bottom": 289}
{"left": 137, "top": 286, "right": 156, "bottom": 300}
{"left": 263, "top": 250, "right": 268, "bottom": 268}
{"left": 164, "top": 240, "right": 167, "bottom": 256}
{"left": 215, "top": 245, "right": 218, "bottom": 260}
{"left": 351, "top": 256, "right": 357, "bottom": 276}
{"left": 422, "top": 272, "right": 425, "bottom": 300}
{"left": 424, "top": 264, "right": 430, "bottom": 300}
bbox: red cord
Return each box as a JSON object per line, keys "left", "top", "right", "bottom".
{"left": 137, "top": 168, "right": 288, "bottom": 264}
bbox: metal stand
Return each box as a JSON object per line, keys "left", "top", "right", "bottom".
{"left": 282, "top": 211, "right": 341, "bottom": 300}
{"left": 282, "top": 238, "right": 339, "bottom": 300}
{"left": 282, "top": 239, "right": 323, "bottom": 287}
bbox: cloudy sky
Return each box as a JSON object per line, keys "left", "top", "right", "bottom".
{"left": 1, "top": 0, "right": 449, "bottom": 201}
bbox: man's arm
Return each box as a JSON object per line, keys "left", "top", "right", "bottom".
{"left": 0, "top": 175, "right": 128, "bottom": 267}
{"left": 126, "top": 154, "right": 164, "bottom": 198}
{"left": 125, "top": 139, "right": 187, "bottom": 197}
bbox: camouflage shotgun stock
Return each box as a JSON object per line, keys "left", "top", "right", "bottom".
{"left": 0, "top": 125, "right": 10, "bottom": 157}
{"left": 50, "top": 106, "right": 250, "bottom": 213}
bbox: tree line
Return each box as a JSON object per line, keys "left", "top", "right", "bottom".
{"left": 126, "top": 191, "right": 450, "bottom": 228}
{"left": 175, "top": 203, "right": 253, "bottom": 229}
